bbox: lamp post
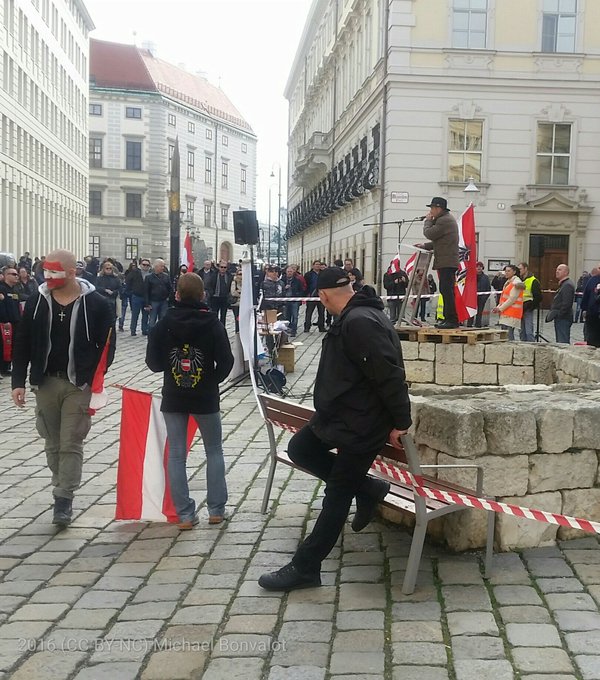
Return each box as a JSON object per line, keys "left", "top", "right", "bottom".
{"left": 463, "top": 176, "right": 480, "bottom": 198}
{"left": 270, "top": 164, "right": 282, "bottom": 267}
{"left": 267, "top": 185, "right": 272, "bottom": 265}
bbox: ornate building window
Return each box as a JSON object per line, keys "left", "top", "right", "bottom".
{"left": 536, "top": 122, "right": 571, "bottom": 185}
{"left": 452, "top": 0, "right": 487, "bottom": 49}
{"left": 448, "top": 119, "right": 483, "bottom": 182}
{"left": 542, "top": 0, "right": 576, "bottom": 53}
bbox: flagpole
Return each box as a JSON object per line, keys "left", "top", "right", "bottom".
{"left": 169, "top": 138, "right": 181, "bottom": 284}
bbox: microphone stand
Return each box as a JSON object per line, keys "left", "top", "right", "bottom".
{"left": 534, "top": 305, "right": 549, "bottom": 343}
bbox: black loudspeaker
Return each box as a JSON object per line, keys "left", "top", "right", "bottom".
{"left": 529, "top": 235, "right": 544, "bottom": 258}
{"left": 233, "top": 210, "right": 259, "bottom": 245}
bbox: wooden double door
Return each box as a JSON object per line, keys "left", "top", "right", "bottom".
{"left": 528, "top": 234, "right": 569, "bottom": 309}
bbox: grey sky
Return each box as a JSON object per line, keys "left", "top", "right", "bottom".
{"left": 84, "top": 0, "right": 313, "bottom": 222}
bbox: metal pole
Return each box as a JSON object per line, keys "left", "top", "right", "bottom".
{"left": 169, "top": 138, "right": 181, "bottom": 282}
{"left": 277, "top": 165, "right": 282, "bottom": 267}
{"left": 267, "top": 186, "right": 272, "bottom": 265}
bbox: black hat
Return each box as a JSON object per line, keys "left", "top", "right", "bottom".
{"left": 426, "top": 197, "right": 448, "bottom": 209}
{"left": 316, "top": 266, "right": 351, "bottom": 291}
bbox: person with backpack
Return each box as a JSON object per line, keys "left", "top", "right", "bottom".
{"left": 145, "top": 273, "right": 234, "bottom": 528}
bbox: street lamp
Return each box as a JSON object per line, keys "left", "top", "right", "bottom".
{"left": 464, "top": 176, "right": 480, "bottom": 195}
{"left": 270, "top": 164, "right": 282, "bottom": 267}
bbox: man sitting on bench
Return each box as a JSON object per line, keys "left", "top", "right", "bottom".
{"left": 258, "top": 267, "right": 412, "bottom": 592}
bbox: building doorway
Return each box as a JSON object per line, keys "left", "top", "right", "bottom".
{"left": 528, "top": 234, "right": 569, "bottom": 309}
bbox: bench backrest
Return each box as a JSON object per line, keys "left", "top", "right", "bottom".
{"left": 258, "top": 393, "right": 421, "bottom": 474}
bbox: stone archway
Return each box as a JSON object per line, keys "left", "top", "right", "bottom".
{"left": 219, "top": 241, "right": 233, "bottom": 263}
{"left": 511, "top": 190, "right": 592, "bottom": 279}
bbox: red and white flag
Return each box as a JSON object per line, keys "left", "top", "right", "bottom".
{"left": 388, "top": 254, "right": 402, "bottom": 274}
{"left": 405, "top": 253, "right": 417, "bottom": 275}
{"left": 115, "top": 388, "right": 197, "bottom": 522}
{"left": 181, "top": 231, "right": 195, "bottom": 271}
{"left": 88, "top": 328, "right": 112, "bottom": 415}
{"left": 454, "top": 203, "right": 478, "bottom": 322}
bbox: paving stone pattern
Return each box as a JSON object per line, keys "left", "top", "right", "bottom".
{"left": 0, "top": 315, "right": 597, "bottom": 679}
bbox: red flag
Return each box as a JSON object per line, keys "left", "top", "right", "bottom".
{"left": 455, "top": 204, "right": 477, "bottom": 322}
{"left": 405, "top": 253, "right": 417, "bottom": 276}
{"left": 115, "top": 388, "right": 197, "bottom": 522}
{"left": 88, "top": 327, "right": 112, "bottom": 415}
{"left": 181, "top": 231, "right": 195, "bottom": 271}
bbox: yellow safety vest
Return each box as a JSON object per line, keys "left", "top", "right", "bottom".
{"left": 436, "top": 293, "right": 444, "bottom": 321}
{"left": 522, "top": 275, "right": 537, "bottom": 303}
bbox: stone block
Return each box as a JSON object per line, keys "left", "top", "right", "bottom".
{"left": 435, "top": 362, "right": 463, "bottom": 386}
{"left": 416, "top": 402, "right": 486, "bottom": 458}
{"left": 573, "top": 405, "right": 600, "bottom": 448}
{"left": 436, "top": 344, "right": 463, "bottom": 364}
{"left": 498, "top": 364, "right": 534, "bottom": 385}
{"left": 463, "top": 363, "right": 498, "bottom": 386}
{"left": 534, "top": 346, "right": 556, "bottom": 385}
{"left": 404, "top": 360, "right": 434, "bottom": 384}
{"left": 485, "top": 344, "right": 514, "bottom": 365}
{"left": 443, "top": 508, "right": 489, "bottom": 551}
{"left": 512, "top": 344, "right": 535, "bottom": 366}
{"left": 437, "top": 453, "right": 528, "bottom": 497}
{"left": 419, "top": 342, "right": 435, "bottom": 361}
{"left": 463, "top": 344, "right": 484, "bottom": 363}
{"left": 400, "top": 341, "right": 419, "bottom": 360}
{"left": 533, "top": 406, "right": 574, "bottom": 453}
{"left": 529, "top": 451, "right": 598, "bottom": 493}
{"left": 483, "top": 404, "right": 537, "bottom": 455}
{"left": 558, "top": 488, "right": 600, "bottom": 541}
{"left": 497, "top": 492, "right": 561, "bottom": 551}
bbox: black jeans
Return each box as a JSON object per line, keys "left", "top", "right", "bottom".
{"left": 437, "top": 267, "right": 458, "bottom": 324}
{"left": 288, "top": 425, "right": 382, "bottom": 575}
{"left": 210, "top": 296, "right": 229, "bottom": 325}
{"left": 304, "top": 300, "right": 325, "bottom": 331}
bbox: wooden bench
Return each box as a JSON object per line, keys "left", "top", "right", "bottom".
{"left": 258, "top": 393, "right": 495, "bottom": 595}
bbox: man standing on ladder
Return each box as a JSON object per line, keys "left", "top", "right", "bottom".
{"left": 417, "top": 197, "right": 459, "bottom": 329}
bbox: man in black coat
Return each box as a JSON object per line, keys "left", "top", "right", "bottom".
{"left": 206, "top": 261, "right": 232, "bottom": 326}
{"left": 0, "top": 265, "right": 22, "bottom": 375}
{"left": 259, "top": 267, "right": 412, "bottom": 591}
{"left": 144, "top": 259, "right": 172, "bottom": 330}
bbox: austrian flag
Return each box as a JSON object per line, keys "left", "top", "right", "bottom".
{"left": 115, "top": 388, "right": 197, "bottom": 523}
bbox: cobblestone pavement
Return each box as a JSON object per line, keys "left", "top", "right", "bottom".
{"left": 0, "top": 313, "right": 597, "bottom": 680}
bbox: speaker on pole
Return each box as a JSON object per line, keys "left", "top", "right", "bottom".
{"left": 233, "top": 210, "right": 259, "bottom": 245}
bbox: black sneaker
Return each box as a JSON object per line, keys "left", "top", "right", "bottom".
{"left": 258, "top": 563, "right": 321, "bottom": 591}
{"left": 435, "top": 321, "right": 459, "bottom": 329}
{"left": 53, "top": 497, "right": 73, "bottom": 527}
{"left": 352, "top": 480, "right": 390, "bottom": 532}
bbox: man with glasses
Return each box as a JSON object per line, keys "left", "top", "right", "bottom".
{"left": 206, "top": 261, "right": 232, "bottom": 326}
{"left": 0, "top": 266, "right": 21, "bottom": 375}
{"left": 129, "top": 259, "right": 152, "bottom": 336}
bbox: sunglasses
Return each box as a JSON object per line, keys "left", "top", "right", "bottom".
{"left": 219, "top": 266, "right": 227, "bottom": 269}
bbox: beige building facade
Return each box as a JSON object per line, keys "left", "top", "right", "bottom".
{"left": 286, "top": 0, "right": 600, "bottom": 292}
{"left": 0, "top": 0, "right": 94, "bottom": 258}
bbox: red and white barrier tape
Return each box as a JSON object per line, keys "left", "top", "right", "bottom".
{"left": 268, "top": 418, "right": 600, "bottom": 535}
{"left": 263, "top": 290, "right": 498, "bottom": 303}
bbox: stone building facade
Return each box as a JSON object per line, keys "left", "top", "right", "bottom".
{"left": 0, "top": 0, "right": 94, "bottom": 258}
{"left": 89, "top": 39, "right": 257, "bottom": 265}
{"left": 285, "top": 0, "right": 600, "bottom": 292}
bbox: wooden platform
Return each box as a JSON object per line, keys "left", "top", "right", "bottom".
{"left": 416, "top": 327, "right": 508, "bottom": 345}
{"left": 395, "top": 325, "right": 422, "bottom": 341}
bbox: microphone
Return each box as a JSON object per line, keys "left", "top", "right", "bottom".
{"left": 414, "top": 215, "right": 427, "bottom": 221}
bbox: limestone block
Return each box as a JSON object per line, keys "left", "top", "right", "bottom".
{"left": 584, "top": 363, "right": 600, "bottom": 382}
{"left": 416, "top": 445, "right": 439, "bottom": 471}
{"left": 435, "top": 362, "right": 463, "bottom": 386}
{"left": 437, "top": 452, "right": 528, "bottom": 497}
{"left": 415, "top": 402, "right": 486, "bottom": 459}
{"left": 512, "top": 344, "right": 535, "bottom": 366}
{"left": 436, "top": 344, "right": 463, "bottom": 365}
{"left": 443, "top": 508, "right": 489, "bottom": 551}
{"left": 485, "top": 343, "right": 514, "bottom": 365}
{"left": 463, "top": 363, "right": 498, "bottom": 386}
{"left": 498, "top": 365, "right": 535, "bottom": 386}
{"left": 558, "top": 488, "right": 600, "bottom": 541}
{"left": 534, "top": 406, "right": 574, "bottom": 453}
{"left": 407, "top": 396, "right": 428, "bottom": 436}
{"left": 463, "top": 344, "right": 485, "bottom": 363}
{"left": 405, "top": 360, "right": 434, "bottom": 384}
{"left": 497, "top": 492, "right": 561, "bottom": 551}
{"left": 534, "top": 346, "right": 557, "bottom": 385}
{"left": 483, "top": 404, "right": 537, "bottom": 455}
{"left": 419, "top": 342, "right": 435, "bottom": 361}
{"left": 573, "top": 405, "right": 600, "bottom": 448}
{"left": 400, "top": 341, "right": 419, "bottom": 361}
{"left": 529, "top": 451, "right": 598, "bottom": 493}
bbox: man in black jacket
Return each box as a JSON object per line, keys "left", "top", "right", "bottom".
{"left": 144, "top": 258, "right": 172, "bottom": 330}
{"left": 128, "top": 258, "right": 151, "bottom": 336}
{"left": 0, "top": 264, "right": 22, "bottom": 375}
{"left": 11, "top": 249, "right": 115, "bottom": 526}
{"left": 206, "top": 261, "right": 232, "bottom": 326}
{"left": 259, "top": 267, "right": 412, "bottom": 591}
{"left": 146, "top": 273, "right": 233, "bottom": 528}
{"left": 303, "top": 260, "right": 325, "bottom": 332}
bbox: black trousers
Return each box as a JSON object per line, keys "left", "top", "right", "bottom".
{"left": 288, "top": 425, "right": 382, "bottom": 575}
{"left": 585, "top": 316, "right": 600, "bottom": 347}
{"left": 210, "top": 296, "right": 229, "bottom": 325}
{"left": 437, "top": 267, "right": 458, "bottom": 324}
{"left": 304, "top": 300, "right": 325, "bottom": 331}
